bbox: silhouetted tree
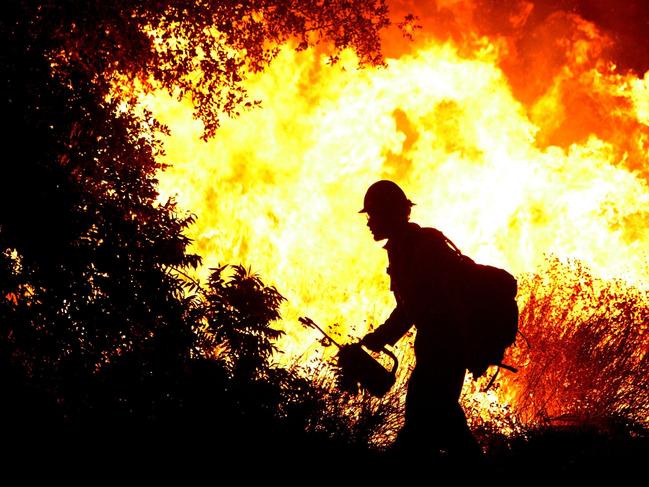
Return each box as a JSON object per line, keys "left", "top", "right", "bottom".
{"left": 1, "top": 3, "right": 200, "bottom": 429}
{"left": 37, "top": 0, "right": 390, "bottom": 138}
{"left": 0, "top": 0, "right": 390, "bottom": 433}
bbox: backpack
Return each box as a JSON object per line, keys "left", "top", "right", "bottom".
{"left": 435, "top": 230, "right": 519, "bottom": 382}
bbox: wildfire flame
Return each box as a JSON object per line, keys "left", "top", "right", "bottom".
{"left": 135, "top": 1, "right": 648, "bottom": 430}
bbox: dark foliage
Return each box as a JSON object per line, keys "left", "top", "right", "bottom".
{"left": 1, "top": 1, "right": 201, "bottom": 431}
{"left": 41, "top": 0, "right": 390, "bottom": 138}
{"left": 0, "top": 0, "right": 391, "bottom": 452}
{"left": 182, "top": 266, "right": 394, "bottom": 459}
{"left": 194, "top": 265, "right": 286, "bottom": 378}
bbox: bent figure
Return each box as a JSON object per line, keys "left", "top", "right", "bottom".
{"left": 359, "top": 180, "right": 481, "bottom": 461}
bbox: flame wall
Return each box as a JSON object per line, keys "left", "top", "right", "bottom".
{"left": 140, "top": 2, "right": 648, "bottom": 395}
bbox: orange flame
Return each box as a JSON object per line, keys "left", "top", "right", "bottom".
{"left": 134, "top": 1, "right": 648, "bottom": 430}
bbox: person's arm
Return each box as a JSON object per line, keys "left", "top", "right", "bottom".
{"left": 361, "top": 304, "right": 412, "bottom": 351}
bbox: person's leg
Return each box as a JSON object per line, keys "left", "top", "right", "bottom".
{"left": 395, "top": 359, "right": 481, "bottom": 460}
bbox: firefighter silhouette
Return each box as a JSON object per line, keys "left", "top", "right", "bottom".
{"left": 359, "top": 180, "right": 481, "bottom": 460}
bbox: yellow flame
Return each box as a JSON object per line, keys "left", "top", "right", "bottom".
{"left": 137, "top": 39, "right": 648, "bottom": 426}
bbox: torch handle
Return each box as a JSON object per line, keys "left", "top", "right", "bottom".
{"left": 376, "top": 346, "right": 399, "bottom": 375}
{"left": 299, "top": 317, "right": 399, "bottom": 373}
{"left": 298, "top": 316, "right": 343, "bottom": 349}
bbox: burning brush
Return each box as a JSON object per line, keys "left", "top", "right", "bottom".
{"left": 299, "top": 316, "right": 398, "bottom": 397}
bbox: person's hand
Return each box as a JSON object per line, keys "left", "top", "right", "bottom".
{"left": 361, "top": 332, "right": 384, "bottom": 352}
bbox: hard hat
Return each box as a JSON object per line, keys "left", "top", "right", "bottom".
{"left": 359, "top": 180, "right": 414, "bottom": 214}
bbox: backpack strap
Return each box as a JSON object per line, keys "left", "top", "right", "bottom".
{"left": 425, "top": 228, "right": 466, "bottom": 261}
{"left": 440, "top": 232, "right": 463, "bottom": 256}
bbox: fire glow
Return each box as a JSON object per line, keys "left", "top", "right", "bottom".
{"left": 136, "top": 3, "right": 648, "bottom": 429}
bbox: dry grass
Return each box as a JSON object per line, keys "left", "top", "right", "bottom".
{"left": 295, "top": 256, "right": 648, "bottom": 452}
{"left": 503, "top": 257, "right": 648, "bottom": 429}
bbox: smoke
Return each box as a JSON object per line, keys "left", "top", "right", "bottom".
{"left": 385, "top": 1, "right": 649, "bottom": 177}
{"left": 387, "top": 1, "right": 649, "bottom": 74}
